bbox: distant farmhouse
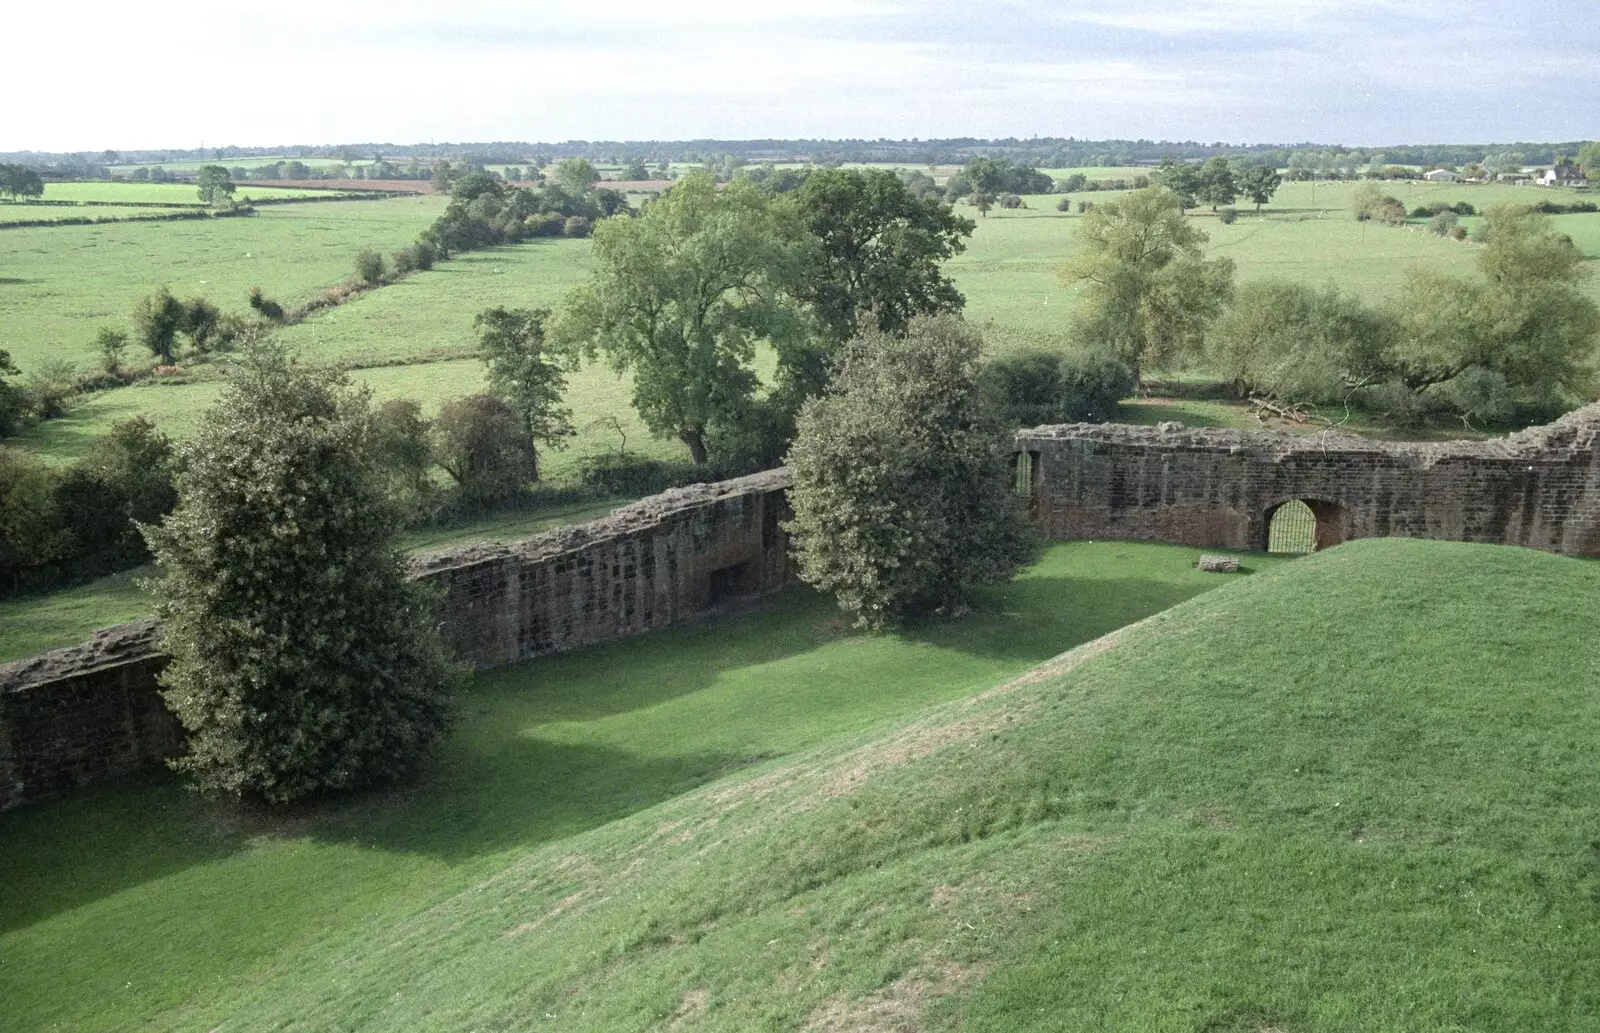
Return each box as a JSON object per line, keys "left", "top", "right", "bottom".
{"left": 1540, "top": 162, "right": 1589, "bottom": 187}
{"left": 1422, "top": 168, "right": 1460, "bottom": 182}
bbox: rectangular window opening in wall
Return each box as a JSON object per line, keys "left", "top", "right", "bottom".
{"left": 707, "top": 561, "right": 752, "bottom": 608}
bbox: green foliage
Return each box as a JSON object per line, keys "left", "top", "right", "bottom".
{"left": 142, "top": 343, "right": 456, "bottom": 803}
{"left": 372, "top": 398, "right": 436, "bottom": 518}
{"left": 1060, "top": 186, "right": 1236, "bottom": 379}
{"left": 1196, "top": 155, "right": 1237, "bottom": 210}
{"left": 430, "top": 393, "right": 536, "bottom": 505}
{"left": 95, "top": 327, "right": 129, "bottom": 375}
{"left": 131, "top": 287, "right": 185, "bottom": 365}
{"left": 179, "top": 296, "right": 221, "bottom": 353}
{"left": 54, "top": 417, "right": 177, "bottom": 567}
{"left": 555, "top": 172, "right": 806, "bottom": 465}
{"left": 553, "top": 157, "right": 600, "bottom": 196}
{"left": 984, "top": 347, "right": 1135, "bottom": 425}
{"left": 786, "top": 315, "right": 1035, "bottom": 628}
{"left": 1350, "top": 182, "right": 1406, "bottom": 223}
{"left": 247, "top": 286, "right": 285, "bottom": 322}
{"left": 194, "top": 165, "right": 235, "bottom": 205}
{"left": 0, "top": 163, "right": 45, "bottom": 201}
{"left": 472, "top": 307, "right": 575, "bottom": 479}
{"left": 0, "top": 349, "right": 25, "bottom": 437}
{"left": 0, "top": 448, "right": 69, "bottom": 587}
{"left": 1237, "top": 162, "right": 1282, "bottom": 210}
{"left": 355, "top": 248, "right": 386, "bottom": 287}
{"left": 783, "top": 167, "right": 974, "bottom": 404}
{"left": 1156, "top": 156, "right": 1200, "bottom": 210}
{"left": 1429, "top": 209, "right": 1460, "bottom": 236}
{"left": 1207, "top": 280, "right": 1395, "bottom": 403}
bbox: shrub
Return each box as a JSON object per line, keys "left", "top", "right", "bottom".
{"left": 0, "top": 350, "right": 23, "bottom": 438}
{"left": 391, "top": 248, "right": 416, "bottom": 275}
{"left": 355, "top": 248, "right": 386, "bottom": 286}
{"left": 785, "top": 315, "right": 1035, "bottom": 628}
{"left": 373, "top": 398, "right": 436, "bottom": 520}
{"left": 132, "top": 287, "right": 185, "bottom": 364}
{"left": 53, "top": 417, "right": 177, "bottom": 568}
{"left": 578, "top": 452, "right": 690, "bottom": 496}
{"left": 95, "top": 327, "right": 130, "bottom": 375}
{"left": 0, "top": 448, "right": 69, "bottom": 589}
{"left": 1429, "top": 210, "right": 1460, "bottom": 236}
{"left": 1441, "top": 365, "right": 1514, "bottom": 425}
{"left": 410, "top": 241, "right": 438, "bottom": 270}
{"left": 24, "top": 359, "right": 79, "bottom": 420}
{"left": 430, "top": 394, "right": 536, "bottom": 506}
{"left": 1218, "top": 207, "right": 1238, "bottom": 224}
{"left": 142, "top": 343, "right": 456, "bottom": 803}
{"left": 997, "top": 193, "right": 1023, "bottom": 209}
{"left": 1451, "top": 225, "right": 1469, "bottom": 241}
{"left": 525, "top": 212, "right": 564, "bottom": 237}
{"left": 1056, "top": 197, "right": 1072, "bottom": 212}
{"left": 248, "top": 286, "right": 285, "bottom": 322}
{"left": 562, "top": 215, "right": 594, "bottom": 238}
{"left": 984, "top": 348, "right": 1134, "bottom": 425}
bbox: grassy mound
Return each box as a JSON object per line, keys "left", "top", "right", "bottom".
{"left": 6, "top": 539, "right": 1597, "bottom": 1030}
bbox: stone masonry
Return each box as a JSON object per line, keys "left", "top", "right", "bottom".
{"left": 1015, "top": 402, "right": 1600, "bottom": 556}
{"left": 0, "top": 469, "right": 793, "bottom": 812}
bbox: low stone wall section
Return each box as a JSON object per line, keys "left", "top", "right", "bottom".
{"left": 1016, "top": 402, "right": 1600, "bottom": 556}
{"left": 0, "top": 470, "right": 793, "bottom": 812}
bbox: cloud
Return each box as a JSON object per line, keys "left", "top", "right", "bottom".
{"left": 5, "top": 0, "right": 1595, "bottom": 151}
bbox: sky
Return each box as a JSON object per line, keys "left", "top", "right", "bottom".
{"left": 9, "top": 0, "right": 1597, "bottom": 152}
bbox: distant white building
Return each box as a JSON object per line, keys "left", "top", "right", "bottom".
{"left": 1422, "top": 168, "right": 1460, "bottom": 182}
{"left": 1540, "top": 163, "right": 1589, "bottom": 188}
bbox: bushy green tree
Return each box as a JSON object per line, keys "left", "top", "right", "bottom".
{"left": 142, "top": 344, "right": 456, "bottom": 803}
{"left": 983, "top": 348, "right": 1135, "bottom": 425}
{"left": 195, "top": 165, "right": 235, "bottom": 205}
{"left": 1196, "top": 156, "right": 1237, "bottom": 210}
{"left": 1156, "top": 157, "right": 1200, "bottom": 210}
{"left": 1207, "top": 280, "right": 1394, "bottom": 402}
{"left": 0, "top": 448, "right": 69, "bottom": 588}
{"left": 355, "top": 249, "right": 386, "bottom": 286}
{"left": 783, "top": 167, "right": 974, "bottom": 395}
{"left": 555, "top": 173, "right": 805, "bottom": 465}
{"left": 553, "top": 157, "right": 600, "bottom": 196}
{"left": 0, "top": 350, "right": 23, "bottom": 437}
{"left": 1238, "top": 163, "right": 1282, "bottom": 211}
{"left": 430, "top": 394, "right": 535, "bottom": 504}
{"left": 0, "top": 164, "right": 44, "bottom": 202}
{"left": 785, "top": 315, "right": 1034, "bottom": 629}
{"left": 1060, "top": 186, "right": 1236, "bottom": 380}
{"left": 132, "top": 287, "right": 186, "bottom": 364}
{"left": 473, "top": 307, "right": 574, "bottom": 480}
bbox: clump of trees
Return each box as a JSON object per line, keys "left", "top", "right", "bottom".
{"left": 0, "top": 164, "right": 45, "bottom": 202}
{"left": 945, "top": 157, "right": 1055, "bottom": 199}
{"left": 983, "top": 349, "right": 1135, "bottom": 426}
{"left": 785, "top": 315, "right": 1034, "bottom": 628}
{"left": 144, "top": 344, "right": 456, "bottom": 803}
{"left": 0, "top": 418, "right": 177, "bottom": 589}
{"left": 1208, "top": 206, "right": 1599, "bottom": 426}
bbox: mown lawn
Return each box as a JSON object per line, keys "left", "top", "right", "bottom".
{"left": 0, "top": 540, "right": 1284, "bottom": 1032}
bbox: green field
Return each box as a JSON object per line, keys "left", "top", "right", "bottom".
{"left": 4, "top": 537, "right": 1596, "bottom": 1030}
{"left": 0, "top": 204, "right": 200, "bottom": 224}
{"left": 2, "top": 172, "right": 1595, "bottom": 469}
{"left": 36, "top": 181, "right": 352, "bottom": 203}
{"left": 0, "top": 196, "right": 448, "bottom": 370}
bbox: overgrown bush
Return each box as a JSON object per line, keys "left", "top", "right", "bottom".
{"left": 1218, "top": 207, "right": 1238, "bottom": 224}
{"left": 1056, "top": 196, "right": 1072, "bottom": 212}
{"left": 24, "top": 360, "right": 79, "bottom": 420}
{"left": 143, "top": 343, "right": 456, "bottom": 803}
{"left": 1429, "top": 210, "right": 1459, "bottom": 236}
{"left": 0, "top": 448, "right": 69, "bottom": 589}
{"left": 997, "top": 193, "right": 1023, "bottom": 209}
{"left": 786, "top": 315, "right": 1035, "bottom": 628}
{"left": 355, "top": 249, "right": 386, "bottom": 286}
{"left": 578, "top": 452, "right": 691, "bottom": 496}
{"left": 563, "top": 215, "right": 594, "bottom": 238}
{"left": 248, "top": 286, "right": 285, "bottom": 322}
{"left": 984, "top": 348, "right": 1134, "bottom": 425}
{"left": 525, "top": 212, "right": 565, "bottom": 237}
{"left": 373, "top": 398, "right": 436, "bottom": 519}
{"left": 430, "top": 394, "right": 536, "bottom": 506}
{"left": 96, "top": 327, "right": 129, "bottom": 375}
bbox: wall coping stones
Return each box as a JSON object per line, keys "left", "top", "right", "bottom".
{"left": 1, "top": 618, "right": 162, "bottom": 693}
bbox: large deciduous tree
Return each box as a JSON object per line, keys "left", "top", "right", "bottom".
{"left": 553, "top": 157, "right": 600, "bottom": 196}
{"left": 473, "top": 307, "right": 574, "bottom": 480}
{"left": 195, "top": 165, "right": 235, "bottom": 205}
{"left": 781, "top": 168, "right": 974, "bottom": 404}
{"left": 1060, "top": 186, "right": 1236, "bottom": 381}
{"left": 1238, "top": 163, "right": 1283, "bottom": 211}
{"left": 132, "top": 287, "right": 186, "bottom": 365}
{"left": 142, "top": 343, "right": 456, "bottom": 803}
{"left": 785, "top": 315, "right": 1034, "bottom": 629}
{"left": 1196, "top": 156, "right": 1238, "bottom": 211}
{"left": 555, "top": 172, "right": 804, "bottom": 465}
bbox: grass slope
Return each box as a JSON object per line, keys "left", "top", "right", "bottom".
{"left": 0, "top": 541, "right": 1286, "bottom": 1032}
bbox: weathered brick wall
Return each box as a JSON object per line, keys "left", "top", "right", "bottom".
{"left": 1017, "top": 402, "right": 1600, "bottom": 556}
{"left": 0, "top": 470, "right": 793, "bottom": 812}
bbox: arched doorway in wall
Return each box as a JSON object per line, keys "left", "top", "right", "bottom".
{"left": 1265, "top": 499, "right": 1349, "bottom": 554}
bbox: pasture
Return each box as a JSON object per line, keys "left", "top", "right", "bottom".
{"left": 37, "top": 181, "right": 351, "bottom": 203}
{"left": 3, "top": 173, "right": 1596, "bottom": 467}
{"left": 4, "top": 538, "right": 1597, "bottom": 1030}
{"left": 0, "top": 540, "right": 1286, "bottom": 1032}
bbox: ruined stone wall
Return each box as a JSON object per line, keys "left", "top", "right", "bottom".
{"left": 1017, "top": 402, "right": 1600, "bottom": 556}
{"left": 0, "top": 470, "right": 793, "bottom": 812}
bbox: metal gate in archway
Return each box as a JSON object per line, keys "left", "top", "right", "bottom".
{"left": 1267, "top": 499, "right": 1318, "bottom": 554}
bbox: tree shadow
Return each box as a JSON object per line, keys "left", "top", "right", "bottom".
{"left": 0, "top": 277, "right": 41, "bottom": 286}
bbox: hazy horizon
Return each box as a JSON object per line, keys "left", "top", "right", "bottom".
{"left": 9, "top": 0, "right": 1597, "bottom": 153}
